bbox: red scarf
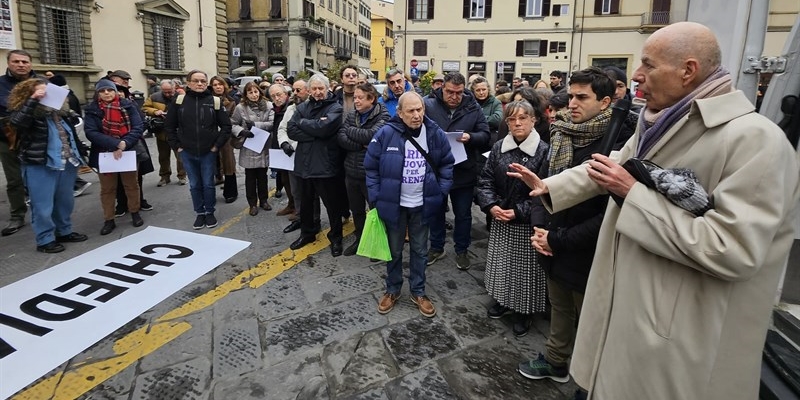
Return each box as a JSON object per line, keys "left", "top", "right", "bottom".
{"left": 101, "top": 96, "right": 131, "bottom": 137}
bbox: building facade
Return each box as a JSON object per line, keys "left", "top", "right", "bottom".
{"left": 0, "top": 0, "right": 226, "bottom": 102}
{"left": 356, "top": 0, "right": 373, "bottom": 78}
{"left": 225, "top": 0, "right": 359, "bottom": 78}
{"left": 369, "top": 0, "right": 394, "bottom": 81}
{"left": 393, "top": 0, "right": 798, "bottom": 86}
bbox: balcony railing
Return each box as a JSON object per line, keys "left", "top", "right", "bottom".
{"left": 298, "top": 20, "right": 324, "bottom": 39}
{"left": 334, "top": 47, "right": 352, "bottom": 60}
{"left": 640, "top": 11, "right": 683, "bottom": 32}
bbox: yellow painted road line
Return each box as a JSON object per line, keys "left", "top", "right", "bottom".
{"left": 11, "top": 215, "right": 354, "bottom": 400}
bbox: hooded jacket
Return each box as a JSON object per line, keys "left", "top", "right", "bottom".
{"left": 423, "top": 88, "right": 490, "bottom": 189}
{"left": 378, "top": 81, "right": 413, "bottom": 116}
{"left": 164, "top": 88, "right": 232, "bottom": 156}
{"left": 337, "top": 102, "right": 390, "bottom": 179}
{"left": 286, "top": 92, "right": 343, "bottom": 179}
{"left": 364, "top": 115, "right": 454, "bottom": 230}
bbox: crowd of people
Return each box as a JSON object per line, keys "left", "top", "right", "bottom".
{"left": 1, "top": 21, "right": 798, "bottom": 400}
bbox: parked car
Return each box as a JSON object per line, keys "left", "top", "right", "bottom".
{"left": 234, "top": 76, "right": 262, "bottom": 87}
{"left": 373, "top": 83, "right": 387, "bottom": 97}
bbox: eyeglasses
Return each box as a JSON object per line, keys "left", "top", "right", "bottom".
{"left": 190, "top": 79, "right": 208, "bottom": 84}
{"left": 293, "top": 88, "right": 303, "bottom": 92}
{"left": 505, "top": 115, "right": 532, "bottom": 124}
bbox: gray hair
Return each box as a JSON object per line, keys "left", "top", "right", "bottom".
{"left": 308, "top": 73, "right": 329, "bottom": 88}
{"left": 503, "top": 100, "right": 536, "bottom": 120}
{"left": 160, "top": 80, "right": 175, "bottom": 90}
{"left": 386, "top": 68, "right": 404, "bottom": 80}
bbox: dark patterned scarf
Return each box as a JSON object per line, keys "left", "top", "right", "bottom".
{"left": 548, "top": 107, "right": 612, "bottom": 176}
{"left": 101, "top": 96, "right": 130, "bottom": 137}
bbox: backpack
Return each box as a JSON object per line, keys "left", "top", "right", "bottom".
{"left": 175, "top": 94, "right": 222, "bottom": 110}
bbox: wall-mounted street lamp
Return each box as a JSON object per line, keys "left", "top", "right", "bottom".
{"left": 380, "top": 38, "right": 386, "bottom": 47}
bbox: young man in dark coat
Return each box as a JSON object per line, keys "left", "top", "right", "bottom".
{"left": 517, "top": 66, "right": 627, "bottom": 385}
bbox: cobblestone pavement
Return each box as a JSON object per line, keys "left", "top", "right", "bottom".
{"left": 1, "top": 136, "right": 578, "bottom": 400}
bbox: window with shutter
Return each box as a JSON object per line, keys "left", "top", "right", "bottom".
{"left": 524, "top": 0, "right": 544, "bottom": 17}
{"left": 595, "top": 0, "right": 618, "bottom": 15}
{"left": 413, "top": 40, "right": 427, "bottom": 56}
{"left": 468, "top": 40, "right": 484, "bottom": 57}
{"left": 240, "top": 0, "right": 251, "bottom": 19}
{"left": 552, "top": 3, "right": 560, "bottom": 16}
{"left": 522, "top": 40, "right": 540, "bottom": 56}
{"left": 516, "top": 40, "right": 524, "bottom": 56}
{"left": 409, "top": 0, "right": 434, "bottom": 20}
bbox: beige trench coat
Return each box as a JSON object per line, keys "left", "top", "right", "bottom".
{"left": 543, "top": 90, "right": 800, "bottom": 400}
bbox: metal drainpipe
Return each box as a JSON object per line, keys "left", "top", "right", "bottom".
{"left": 197, "top": 0, "right": 203, "bottom": 47}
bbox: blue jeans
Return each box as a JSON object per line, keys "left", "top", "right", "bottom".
{"left": 180, "top": 150, "right": 217, "bottom": 215}
{"left": 386, "top": 206, "right": 428, "bottom": 297}
{"left": 22, "top": 163, "right": 77, "bottom": 246}
{"left": 429, "top": 186, "right": 474, "bottom": 254}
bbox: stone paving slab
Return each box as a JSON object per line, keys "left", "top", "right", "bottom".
{"left": 425, "top": 265, "right": 487, "bottom": 305}
{"left": 212, "top": 318, "right": 262, "bottom": 378}
{"left": 130, "top": 357, "right": 211, "bottom": 400}
{"left": 322, "top": 331, "right": 400, "bottom": 398}
{"left": 78, "top": 363, "right": 136, "bottom": 400}
{"left": 253, "top": 266, "right": 314, "bottom": 321}
{"left": 383, "top": 364, "right": 460, "bottom": 400}
{"left": 382, "top": 318, "right": 461, "bottom": 372}
{"left": 439, "top": 295, "right": 508, "bottom": 347}
{"left": 213, "top": 286, "right": 257, "bottom": 323}
{"left": 264, "top": 294, "right": 388, "bottom": 365}
{"left": 138, "top": 311, "right": 213, "bottom": 373}
{"left": 212, "top": 350, "right": 329, "bottom": 400}
{"left": 302, "top": 269, "right": 385, "bottom": 307}
{"left": 338, "top": 387, "right": 389, "bottom": 400}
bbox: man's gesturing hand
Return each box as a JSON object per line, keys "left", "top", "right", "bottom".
{"left": 586, "top": 154, "right": 636, "bottom": 198}
{"left": 507, "top": 163, "right": 548, "bottom": 197}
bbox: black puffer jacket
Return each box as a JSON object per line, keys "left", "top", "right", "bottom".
{"left": 164, "top": 89, "right": 232, "bottom": 156}
{"left": 337, "top": 103, "right": 390, "bottom": 179}
{"left": 10, "top": 98, "right": 83, "bottom": 165}
{"left": 287, "top": 92, "right": 343, "bottom": 179}
{"left": 476, "top": 133, "right": 549, "bottom": 225}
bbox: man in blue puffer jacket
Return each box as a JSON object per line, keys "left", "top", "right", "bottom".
{"left": 364, "top": 92, "right": 454, "bottom": 318}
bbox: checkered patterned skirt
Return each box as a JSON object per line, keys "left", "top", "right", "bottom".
{"left": 484, "top": 221, "right": 546, "bottom": 314}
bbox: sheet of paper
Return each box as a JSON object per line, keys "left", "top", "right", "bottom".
{"left": 269, "top": 149, "right": 294, "bottom": 171}
{"left": 445, "top": 131, "right": 467, "bottom": 165}
{"left": 243, "top": 126, "right": 270, "bottom": 153}
{"left": 40, "top": 83, "right": 69, "bottom": 110}
{"left": 482, "top": 151, "right": 490, "bottom": 158}
{"left": 98, "top": 151, "right": 137, "bottom": 173}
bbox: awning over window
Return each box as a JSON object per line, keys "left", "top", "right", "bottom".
{"left": 358, "top": 67, "right": 374, "bottom": 78}
{"left": 264, "top": 66, "right": 285, "bottom": 75}
{"left": 231, "top": 66, "right": 255, "bottom": 76}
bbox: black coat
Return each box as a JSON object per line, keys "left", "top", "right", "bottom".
{"left": 10, "top": 98, "right": 84, "bottom": 165}
{"left": 84, "top": 97, "right": 145, "bottom": 170}
{"left": 337, "top": 103, "right": 390, "bottom": 180}
{"left": 287, "top": 93, "right": 343, "bottom": 179}
{"left": 476, "top": 134, "right": 549, "bottom": 225}
{"left": 423, "top": 88, "right": 490, "bottom": 189}
{"left": 164, "top": 89, "right": 232, "bottom": 156}
{"left": 537, "top": 138, "right": 611, "bottom": 293}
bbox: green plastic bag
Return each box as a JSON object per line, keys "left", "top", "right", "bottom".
{"left": 357, "top": 208, "right": 392, "bottom": 261}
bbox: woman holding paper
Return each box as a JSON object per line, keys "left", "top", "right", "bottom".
{"left": 230, "top": 81, "right": 274, "bottom": 216}
{"left": 8, "top": 78, "right": 89, "bottom": 253}
{"left": 84, "top": 79, "right": 145, "bottom": 235}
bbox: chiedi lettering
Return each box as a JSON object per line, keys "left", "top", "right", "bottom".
{"left": 0, "top": 244, "right": 193, "bottom": 359}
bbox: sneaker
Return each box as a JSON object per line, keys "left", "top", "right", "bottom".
{"left": 205, "top": 213, "right": 218, "bottom": 228}
{"left": 518, "top": 354, "right": 569, "bottom": 383}
{"left": 114, "top": 208, "right": 127, "bottom": 218}
{"left": 378, "top": 293, "right": 400, "bottom": 314}
{"left": 140, "top": 201, "right": 154, "bottom": 211}
{"left": 455, "top": 252, "right": 470, "bottom": 270}
{"left": 157, "top": 178, "right": 170, "bottom": 187}
{"left": 178, "top": 177, "right": 187, "bottom": 185}
{"left": 411, "top": 295, "right": 436, "bottom": 317}
{"left": 426, "top": 249, "right": 446, "bottom": 266}
{"left": 192, "top": 215, "right": 206, "bottom": 230}
{"left": 513, "top": 313, "right": 532, "bottom": 337}
{"left": 487, "top": 302, "right": 513, "bottom": 319}
{"left": 73, "top": 181, "right": 92, "bottom": 197}
{"left": 131, "top": 212, "right": 144, "bottom": 227}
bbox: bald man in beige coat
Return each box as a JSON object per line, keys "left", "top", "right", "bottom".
{"left": 510, "top": 22, "right": 800, "bottom": 400}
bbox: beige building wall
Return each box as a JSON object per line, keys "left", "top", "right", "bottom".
{"left": 370, "top": 17, "right": 394, "bottom": 80}
{"left": 393, "top": 0, "right": 797, "bottom": 87}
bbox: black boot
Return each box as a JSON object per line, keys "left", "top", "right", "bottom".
{"left": 223, "top": 174, "right": 238, "bottom": 203}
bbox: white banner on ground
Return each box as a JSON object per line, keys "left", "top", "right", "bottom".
{"left": 0, "top": 227, "right": 250, "bottom": 399}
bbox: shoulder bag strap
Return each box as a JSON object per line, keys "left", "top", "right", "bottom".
{"left": 404, "top": 134, "right": 440, "bottom": 182}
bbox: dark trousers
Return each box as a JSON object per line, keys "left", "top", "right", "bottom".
{"left": 298, "top": 176, "right": 344, "bottom": 242}
{"left": 244, "top": 167, "right": 269, "bottom": 207}
{"left": 345, "top": 175, "right": 368, "bottom": 238}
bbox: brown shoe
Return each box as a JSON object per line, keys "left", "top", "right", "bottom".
{"left": 378, "top": 293, "right": 400, "bottom": 314}
{"left": 411, "top": 295, "right": 436, "bottom": 317}
{"left": 288, "top": 212, "right": 299, "bottom": 221}
{"left": 249, "top": 206, "right": 259, "bottom": 216}
{"left": 276, "top": 206, "right": 295, "bottom": 216}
